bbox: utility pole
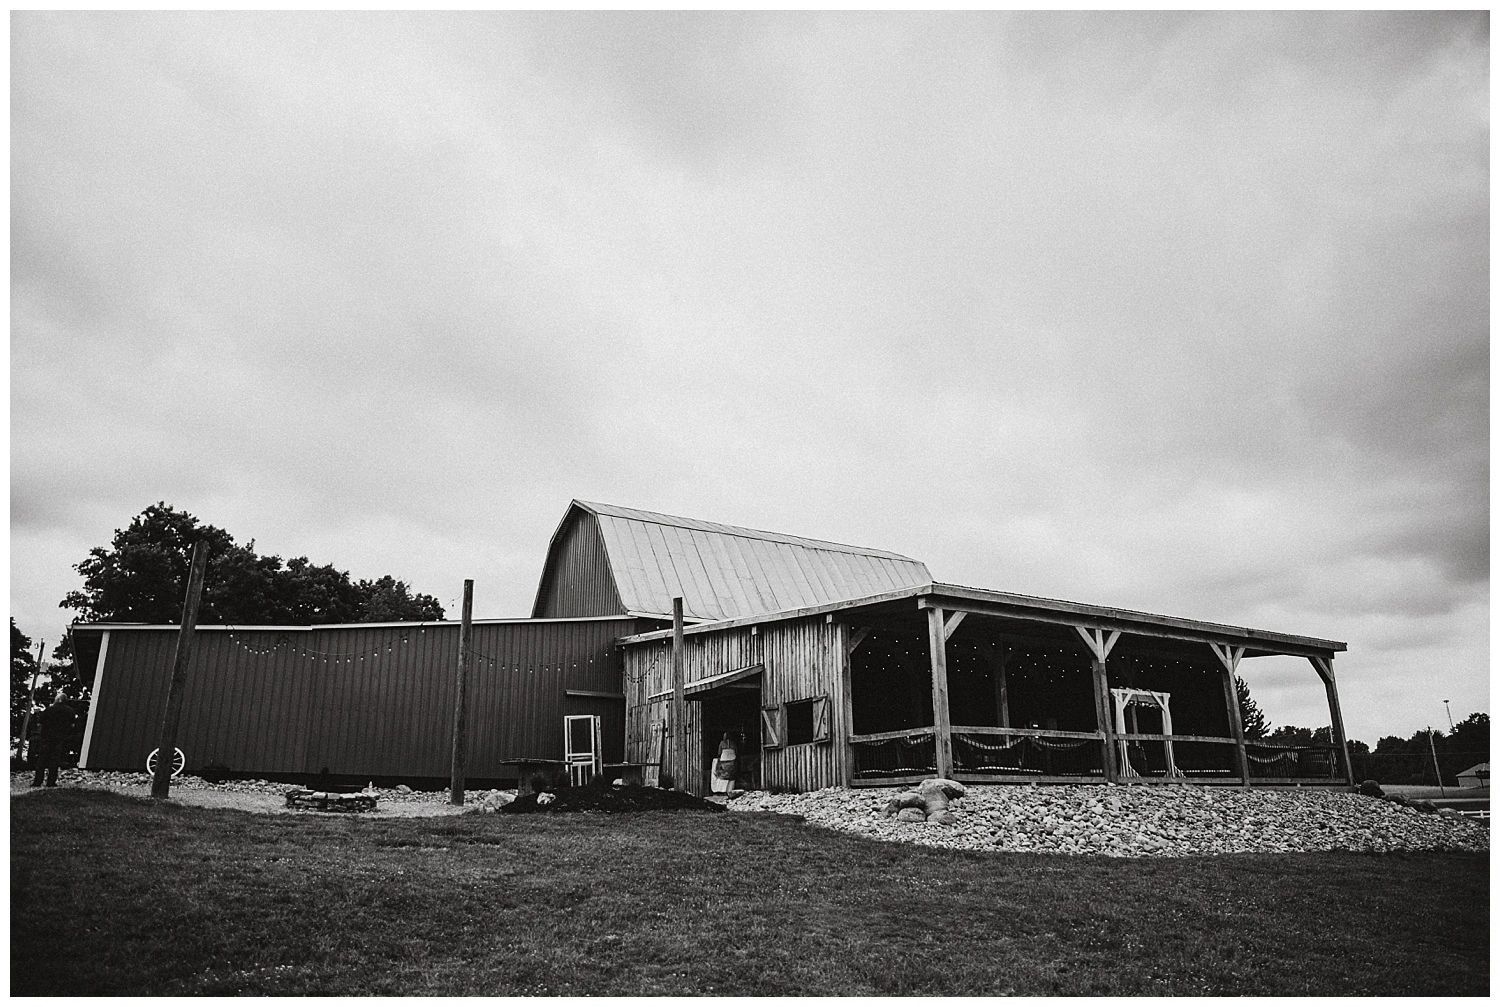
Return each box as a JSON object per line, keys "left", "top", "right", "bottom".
{"left": 1426, "top": 725, "right": 1446, "bottom": 797}
{"left": 1443, "top": 699, "right": 1454, "bottom": 733}
{"left": 17, "top": 639, "right": 44, "bottom": 764}
{"left": 151, "top": 541, "right": 208, "bottom": 799}
{"left": 449, "top": 579, "right": 473, "bottom": 806}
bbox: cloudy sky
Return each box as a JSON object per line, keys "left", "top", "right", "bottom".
{"left": 11, "top": 12, "right": 1488, "bottom": 743}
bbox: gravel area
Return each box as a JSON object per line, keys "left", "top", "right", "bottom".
{"left": 727, "top": 782, "right": 1490, "bottom": 857}
{"left": 9, "top": 770, "right": 513, "bottom": 818}
{"left": 15, "top": 771, "right": 1489, "bottom": 856}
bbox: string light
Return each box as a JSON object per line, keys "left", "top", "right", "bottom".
{"left": 217, "top": 623, "right": 611, "bottom": 679}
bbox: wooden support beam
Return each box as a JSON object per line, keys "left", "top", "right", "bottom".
{"left": 992, "top": 648, "right": 1010, "bottom": 729}
{"left": 449, "top": 579, "right": 474, "bottom": 806}
{"left": 1213, "top": 642, "right": 1251, "bottom": 787}
{"left": 1074, "top": 625, "right": 1121, "bottom": 663}
{"left": 943, "top": 611, "right": 966, "bottom": 642}
{"left": 671, "top": 598, "right": 687, "bottom": 790}
{"left": 151, "top": 540, "right": 209, "bottom": 800}
{"left": 925, "top": 605, "right": 954, "bottom": 779}
{"left": 1074, "top": 625, "right": 1121, "bottom": 782}
{"left": 839, "top": 624, "right": 856, "bottom": 786}
{"left": 1091, "top": 658, "right": 1120, "bottom": 783}
{"left": 1310, "top": 655, "right": 1355, "bottom": 787}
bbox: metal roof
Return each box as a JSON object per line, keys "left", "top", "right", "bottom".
{"left": 617, "top": 581, "right": 1347, "bottom": 658}
{"left": 571, "top": 500, "right": 932, "bottom": 622}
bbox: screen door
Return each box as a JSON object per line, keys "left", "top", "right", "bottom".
{"left": 564, "top": 714, "right": 602, "bottom": 787}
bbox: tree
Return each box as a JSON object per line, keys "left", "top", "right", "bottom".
{"left": 61, "top": 503, "right": 445, "bottom": 629}
{"left": 1266, "top": 724, "right": 1315, "bottom": 747}
{"left": 1234, "top": 675, "right": 1269, "bottom": 739}
{"left": 11, "top": 619, "right": 40, "bottom": 751}
{"left": 46, "top": 635, "right": 89, "bottom": 703}
{"left": 1448, "top": 712, "right": 1489, "bottom": 759}
{"left": 354, "top": 576, "right": 444, "bottom": 623}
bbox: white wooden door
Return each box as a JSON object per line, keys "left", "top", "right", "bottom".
{"left": 564, "top": 714, "right": 602, "bottom": 787}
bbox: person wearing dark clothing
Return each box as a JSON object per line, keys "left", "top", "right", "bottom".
{"left": 30, "top": 696, "right": 78, "bottom": 788}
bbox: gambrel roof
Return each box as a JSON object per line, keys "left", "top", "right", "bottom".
{"left": 531, "top": 500, "right": 932, "bottom": 623}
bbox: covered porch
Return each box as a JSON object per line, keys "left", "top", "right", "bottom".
{"left": 842, "top": 584, "right": 1351, "bottom": 789}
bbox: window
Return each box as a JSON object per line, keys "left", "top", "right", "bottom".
{"left": 786, "top": 699, "right": 816, "bottom": 746}
{"left": 783, "top": 696, "right": 832, "bottom": 746}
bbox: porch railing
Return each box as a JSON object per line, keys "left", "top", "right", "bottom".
{"left": 851, "top": 728, "right": 1343, "bottom": 784}
{"left": 1245, "top": 742, "right": 1340, "bottom": 781}
{"left": 849, "top": 728, "right": 937, "bottom": 780}
{"left": 951, "top": 726, "right": 1105, "bottom": 779}
{"left": 1115, "top": 735, "right": 1238, "bottom": 779}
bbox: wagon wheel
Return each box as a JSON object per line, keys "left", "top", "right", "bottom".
{"left": 146, "top": 747, "right": 186, "bottom": 778}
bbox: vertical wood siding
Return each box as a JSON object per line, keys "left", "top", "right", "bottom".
{"left": 624, "top": 618, "right": 849, "bottom": 795}
{"left": 532, "top": 512, "right": 625, "bottom": 618}
{"left": 81, "top": 618, "right": 636, "bottom": 779}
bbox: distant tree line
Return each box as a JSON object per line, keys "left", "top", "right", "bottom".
{"left": 12, "top": 503, "right": 446, "bottom": 753}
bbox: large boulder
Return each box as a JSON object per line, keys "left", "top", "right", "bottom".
{"left": 882, "top": 778, "right": 967, "bottom": 823}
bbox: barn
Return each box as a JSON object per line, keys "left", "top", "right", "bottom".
{"left": 71, "top": 499, "right": 1353, "bottom": 792}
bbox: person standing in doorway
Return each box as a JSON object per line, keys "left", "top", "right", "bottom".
{"left": 711, "top": 732, "right": 738, "bottom": 794}
{"left": 30, "top": 691, "right": 79, "bottom": 788}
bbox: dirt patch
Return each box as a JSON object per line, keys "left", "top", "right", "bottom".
{"left": 501, "top": 784, "right": 724, "bottom": 814}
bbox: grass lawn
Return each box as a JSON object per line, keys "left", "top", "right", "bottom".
{"left": 10, "top": 789, "right": 1488, "bottom": 996}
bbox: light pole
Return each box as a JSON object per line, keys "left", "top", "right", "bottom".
{"left": 1443, "top": 699, "right": 1454, "bottom": 733}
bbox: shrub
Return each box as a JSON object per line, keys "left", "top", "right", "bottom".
{"left": 1358, "top": 779, "right": 1384, "bottom": 798}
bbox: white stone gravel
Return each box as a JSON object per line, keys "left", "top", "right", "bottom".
{"left": 726, "top": 783, "right": 1490, "bottom": 857}
{"left": 10, "top": 770, "right": 512, "bottom": 818}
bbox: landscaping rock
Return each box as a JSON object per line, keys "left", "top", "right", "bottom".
{"left": 726, "top": 782, "right": 1489, "bottom": 857}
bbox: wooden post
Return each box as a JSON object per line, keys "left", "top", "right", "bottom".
{"left": 992, "top": 646, "right": 1010, "bottom": 729}
{"left": 1075, "top": 627, "right": 1121, "bottom": 783}
{"left": 839, "top": 625, "right": 859, "bottom": 786}
{"left": 925, "top": 605, "right": 954, "bottom": 778}
{"left": 1310, "top": 655, "right": 1355, "bottom": 788}
{"left": 1091, "top": 659, "right": 1119, "bottom": 782}
{"left": 17, "top": 639, "right": 44, "bottom": 764}
{"left": 1211, "top": 644, "right": 1251, "bottom": 786}
{"left": 670, "top": 597, "right": 686, "bottom": 790}
{"left": 151, "top": 541, "right": 208, "bottom": 800}
{"left": 449, "top": 579, "right": 473, "bottom": 806}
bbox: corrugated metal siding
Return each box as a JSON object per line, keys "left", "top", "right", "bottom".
{"left": 623, "top": 618, "right": 849, "bottom": 795}
{"left": 81, "top": 619, "right": 637, "bottom": 779}
{"left": 532, "top": 512, "right": 625, "bottom": 618}
{"left": 590, "top": 505, "right": 931, "bottom": 622}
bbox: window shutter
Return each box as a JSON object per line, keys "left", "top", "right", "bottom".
{"left": 761, "top": 705, "right": 783, "bottom": 749}
{"left": 812, "top": 696, "right": 832, "bottom": 743}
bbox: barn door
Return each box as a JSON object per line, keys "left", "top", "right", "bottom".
{"left": 645, "top": 713, "right": 666, "bottom": 787}
{"left": 564, "top": 714, "right": 602, "bottom": 787}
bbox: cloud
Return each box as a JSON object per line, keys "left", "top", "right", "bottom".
{"left": 10, "top": 12, "right": 1487, "bottom": 741}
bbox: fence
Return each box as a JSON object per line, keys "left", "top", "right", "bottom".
{"left": 1350, "top": 751, "right": 1488, "bottom": 788}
